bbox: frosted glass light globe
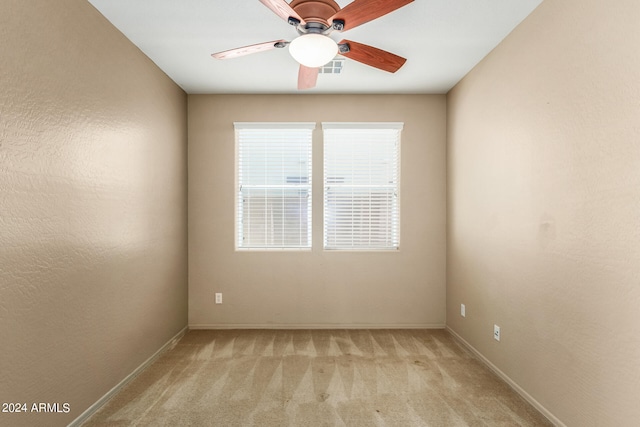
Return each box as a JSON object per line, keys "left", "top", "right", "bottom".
{"left": 289, "top": 34, "right": 338, "bottom": 68}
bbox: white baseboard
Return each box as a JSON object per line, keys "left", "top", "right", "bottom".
{"left": 189, "top": 323, "right": 446, "bottom": 330}
{"left": 68, "top": 326, "right": 188, "bottom": 427}
{"left": 446, "top": 327, "right": 566, "bottom": 427}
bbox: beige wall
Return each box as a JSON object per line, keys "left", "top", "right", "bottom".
{"left": 447, "top": 0, "right": 640, "bottom": 425}
{"left": 189, "top": 94, "right": 446, "bottom": 328}
{"left": 0, "top": 1, "right": 188, "bottom": 426}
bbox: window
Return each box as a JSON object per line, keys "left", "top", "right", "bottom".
{"left": 323, "top": 122, "right": 402, "bottom": 250}
{"left": 235, "top": 122, "right": 314, "bottom": 250}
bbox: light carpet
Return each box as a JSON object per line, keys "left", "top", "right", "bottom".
{"left": 83, "top": 329, "right": 552, "bottom": 426}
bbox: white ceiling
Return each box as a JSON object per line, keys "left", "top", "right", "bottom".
{"left": 88, "top": 0, "right": 543, "bottom": 94}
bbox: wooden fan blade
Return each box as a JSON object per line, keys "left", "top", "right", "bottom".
{"left": 338, "top": 40, "right": 406, "bottom": 73}
{"left": 330, "top": 0, "right": 414, "bottom": 31}
{"left": 212, "top": 40, "right": 287, "bottom": 60}
{"left": 298, "top": 65, "right": 319, "bottom": 90}
{"left": 259, "top": 0, "right": 306, "bottom": 24}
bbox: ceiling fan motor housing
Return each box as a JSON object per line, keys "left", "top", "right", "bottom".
{"left": 289, "top": 0, "right": 340, "bottom": 26}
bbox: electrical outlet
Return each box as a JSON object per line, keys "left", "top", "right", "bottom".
{"left": 494, "top": 324, "right": 501, "bottom": 341}
{"left": 461, "top": 304, "right": 466, "bottom": 317}
{"left": 215, "top": 293, "right": 222, "bottom": 304}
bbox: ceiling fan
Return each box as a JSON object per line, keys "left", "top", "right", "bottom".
{"left": 212, "top": 0, "right": 414, "bottom": 90}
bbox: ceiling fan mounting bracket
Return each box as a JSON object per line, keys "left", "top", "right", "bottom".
{"left": 287, "top": 17, "right": 301, "bottom": 26}
{"left": 332, "top": 19, "right": 345, "bottom": 31}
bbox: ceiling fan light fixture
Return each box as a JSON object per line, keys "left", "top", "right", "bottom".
{"left": 289, "top": 34, "right": 338, "bottom": 68}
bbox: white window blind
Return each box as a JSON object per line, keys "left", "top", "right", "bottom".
{"left": 235, "top": 122, "right": 315, "bottom": 250}
{"left": 323, "top": 122, "right": 402, "bottom": 250}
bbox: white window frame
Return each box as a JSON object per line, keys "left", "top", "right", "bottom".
{"left": 322, "top": 122, "right": 402, "bottom": 251}
{"left": 234, "top": 122, "right": 315, "bottom": 251}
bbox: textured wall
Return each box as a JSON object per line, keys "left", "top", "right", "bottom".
{"left": 0, "top": 1, "right": 188, "bottom": 426}
{"left": 447, "top": 0, "right": 640, "bottom": 425}
{"left": 189, "top": 94, "right": 446, "bottom": 328}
